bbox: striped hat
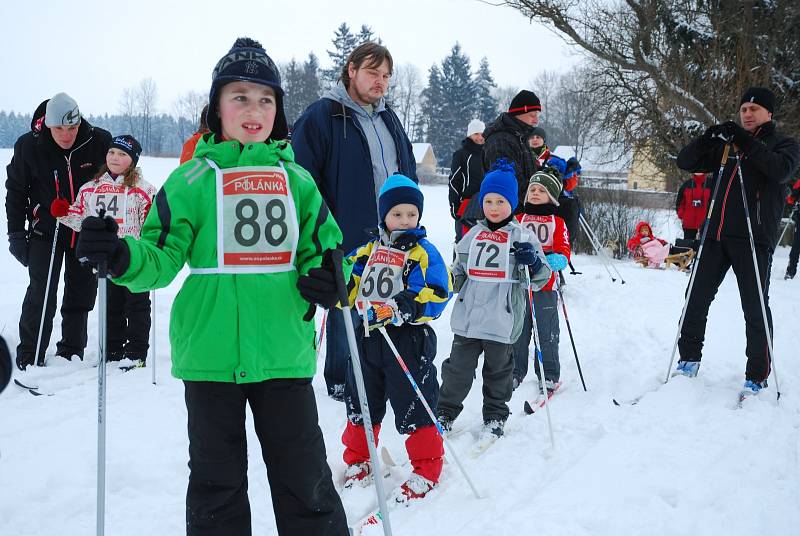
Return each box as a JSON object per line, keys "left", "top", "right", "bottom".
{"left": 528, "top": 168, "right": 562, "bottom": 206}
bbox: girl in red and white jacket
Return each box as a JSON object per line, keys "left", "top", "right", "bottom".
{"left": 512, "top": 167, "right": 570, "bottom": 390}
{"left": 51, "top": 134, "right": 156, "bottom": 364}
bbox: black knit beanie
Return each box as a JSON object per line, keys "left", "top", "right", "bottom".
{"left": 207, "top": 37, "right": 288, "bottom": 140}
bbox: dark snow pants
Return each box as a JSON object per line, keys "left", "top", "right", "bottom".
{"left": 106, "top": 281, "right": 150, "bottom": 358}
{"left": 184, "top": 379, "right": 347, "bottom": 536}
{"left": 511, "top": 290, "right": 561, "bottom": 383}
{"left": 438, "top": 334, "right": 513, "bottom": 423}
{"left": 17, "top": 232, "right": 97, "bottom": 363}
{"left": 678, "top": 237, "right": 773, "bottom": 382}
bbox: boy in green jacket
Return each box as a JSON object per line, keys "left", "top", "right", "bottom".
{"left": 76, "top": 38, "right": 348, "bottom": 535}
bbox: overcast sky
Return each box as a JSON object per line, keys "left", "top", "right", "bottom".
{"left": 0, "top": 0, "right": 579, "bottom": 116}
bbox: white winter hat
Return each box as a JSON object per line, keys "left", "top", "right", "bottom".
{"left": 466, "top": 119, "right": 485, "bottom": 137}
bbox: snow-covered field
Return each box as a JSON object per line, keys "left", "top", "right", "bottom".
{"left": 1, "top": 150, "right": 798, "bottom": 535}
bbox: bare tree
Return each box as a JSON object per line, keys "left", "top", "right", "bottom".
{"left": 550, "top": 67, "right": 603, "bottom": 159}
{"left": 119, "top": 87, "right": 138, "bottom": 137}
{"left": 491, "top": 85, "right": 519, "bottom": 115}
{"left": 502, "top": 0, "right": 800, "bottom": 180}
{"left": 389, "top": 63, "right": 423, "bottom": 136}
{"left": 173, "top": 90, "right": 206, "bottom": 145}
{"left": 136, "top": 78, "right": 158, "bottom": 154}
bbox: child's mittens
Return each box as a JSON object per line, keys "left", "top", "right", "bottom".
{"left": 50, "top": 198, "right": 70, "bottom": 217}
{"left": 366, "top": 302, "right": 402, "bottom": 331}
{"left": 512, "top": 241, "right": 543, "bottom": 272}
{"left": 545, "top": 253, "right": 568, "bottom": 272}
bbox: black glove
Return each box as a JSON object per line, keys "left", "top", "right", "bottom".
{"left": 720, "top": 120, "right": 753, "bottom": 151}
{"left": 8, "top": 231, "right": 29, "bottom": 267}
{"left": 296, "top": 249, "right": 341, "bottom": 309}
{"left": 512, "top": 241, "right": 543, "bottom": 272}
{"left": 392, "top": 290, "right": 419, "bottom": 323}
{"left": 703, "top": 123, "right": 734, "bottom": 144}
{"left": 76, "top": 215, "right": 130, "bottom": 277}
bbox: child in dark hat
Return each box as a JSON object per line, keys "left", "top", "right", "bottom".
{"left": 75, "top": 37, "right": 349, "bottom": 534}
{"left": 340, "top": 173, "right": 452, "bottom": 505}
{"left": 52, "top": 133, "right": 155, "bottom": 365}
{"left": 513, "top": 167, "right": 571, "bottom": 390}
{"left": 438, "top": 159, "right": 552, "bottom": 453}
{"left": 528, "top": 126, "right": 550, "bottom": 167}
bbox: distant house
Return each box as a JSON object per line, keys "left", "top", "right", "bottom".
{"left": 412, "top": 143, "right": 437, "bottom": 175}
{"left": 626, "top": 144, "right": 669, "bottom": 191}
{"left": 551, "top": 145, "right": 630, "bottom": 188}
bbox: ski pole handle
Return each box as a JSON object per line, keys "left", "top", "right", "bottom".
{"left": 330, "top": 249, "right": 348, "bottom": 307}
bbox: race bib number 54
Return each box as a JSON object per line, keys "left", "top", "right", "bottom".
{"left": 219, "top": 166, "right": 298, "bottom": 271}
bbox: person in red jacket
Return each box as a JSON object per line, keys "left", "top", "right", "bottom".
{"left": 627, "top": 221, "right": 670, "bottom": 268}
{"left": 676, "top": 172, "right": 711, "bottom": 240}
{"left": 785, "top": 178, "right": 800, "bottom": 279}
{"left": 511, "top": 167, "right": 570, "bottom": 390}
{"left": 178, "top": 104, "right": 209, "bottom": 164}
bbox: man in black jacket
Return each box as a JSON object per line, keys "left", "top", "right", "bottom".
{"left": 483, "top": 90, "right": 541, "bottom": 210}
{"left": 673, "top": 87, "right": 800, "bottom": 394}
{"left": 5, "top": 93, "right": 111, "bottom": 369}
{"left": 448, "top": 118, "right": 485, "bottom": 241}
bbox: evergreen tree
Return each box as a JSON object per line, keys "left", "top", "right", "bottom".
{"left": 324, "top": 22, "right": 358, "bottom": 86}
{"left": 281, "top": 59, "right": 305, "bottom": 127}
{"left": 422, "top": 43, "right": 476, "bottom": 165}
{"left": 299, "top": 52, "right": 322, "bottom": 107}
{"left": 356, "top": 24, "right": 380, "bottom": 45}
{"left": 474, "top": 57, "right": 499, "bottom": 124}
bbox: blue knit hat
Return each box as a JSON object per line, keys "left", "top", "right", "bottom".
{"left": 479, "top": 159, "right": 518, "bottom": 211}
{"left": 378, "top": 174, "right": 424, "bottom": 225}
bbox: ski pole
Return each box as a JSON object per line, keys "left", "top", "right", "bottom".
{"left": 315, "top": 309, "right": 328, "bottom": 360}
{"left": 521, "top": 265, "right": 555, "bottom": 448}
{"left": 33, "top": 170, "right": 63, "bottom": 368}
{"left": 734, "top": 156, "right": 780, "bottom": 398}
{"left": 150, "top": 290, "right": 156, "bottom": 386}
{"left": 96, "top": 259, "right": 108, "bottom": 536}
{"left": 330, "top": 250, "right": 393, "bottom": 536}
{"left": 567, "top": 260, "right": 581, "bottom": 275}
{"left": 578, "top": 216, "right": 615, "bottom": 283}
{"left": 580, "top": 214, "right": 626, "bottom": 283}
{"left": 776, "top": 216, "right": 792, "bottom": 247}
{"left": 664, "top": 143, "right": 730, "bottom": 383}
{"left": 377, "top": 326, "right": 482, "bottom": 499}
{"left": 554, "top": 278, "right": 586, "bottom": 391}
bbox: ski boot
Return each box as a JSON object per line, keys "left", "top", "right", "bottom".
{"left": 390, "top": 472, "right": 436, "bottom": 505}
{"left": 343, "top": 462, "right": 372, "bottom": 489}
{"left": 672, "top": 360, "right": 700, "bottom": 378}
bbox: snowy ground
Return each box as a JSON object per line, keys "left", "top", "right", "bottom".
{"left": 1, "top": 150, "right": 798, "bottom": 535}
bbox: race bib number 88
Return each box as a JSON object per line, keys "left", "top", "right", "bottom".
{"left": 219, "top": 166, "right": 298, "bottom": 271}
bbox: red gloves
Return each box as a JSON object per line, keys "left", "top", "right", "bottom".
{"left": 50, "top": 198, "right": 70, "bottom": 217}
{"left": 788, "top": 195, "right": 796, "bottom": 206}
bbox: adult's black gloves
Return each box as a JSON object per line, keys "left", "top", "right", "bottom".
{"left": 702, "top": 121, "right": 753, "bottom": 151}
{"left": 75, "top": 215, "right": 130, "bottom": 277}
{"left": 8, "top": 231, "right": 29, "bottom": 267}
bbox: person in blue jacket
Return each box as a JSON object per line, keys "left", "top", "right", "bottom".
{"left": 292, "top": 41, "right": 416, "bottom": 401}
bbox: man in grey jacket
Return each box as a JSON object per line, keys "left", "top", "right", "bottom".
{"left": 292, "top": 42, "right": 416, "bottom": 400}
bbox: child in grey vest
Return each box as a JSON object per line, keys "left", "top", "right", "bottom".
{"left": 437, "top": 160, "right": 551, "bottom": 444}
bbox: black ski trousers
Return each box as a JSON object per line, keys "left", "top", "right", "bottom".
{"left": 678, "top": 237, "right": 773, "bottom": 382}
{"left": 184, "top": 379, "right": 347, "bottom": 536}
{"left": 106, "top": 281, "right": 150, "bottom": 358}
{"left": 17, "top": 232, "right": 97, "bottom": 363}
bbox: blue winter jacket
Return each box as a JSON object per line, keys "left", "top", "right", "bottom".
{"left": 291, "top": 95, "right": 417, "bottom": 253}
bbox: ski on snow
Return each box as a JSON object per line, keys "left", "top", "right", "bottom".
{"left": 523, "top": 381, "right": 563, "bottom": 414}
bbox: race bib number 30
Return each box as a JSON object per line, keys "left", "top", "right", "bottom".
{"left": 219, "top": 166, "right": 298, "bottom": 272}
{"left": 467, "top": 229, "right": 513, "bottom": 281}
{"left": 519, "top": 214, "right": 556, "bottom": 248}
